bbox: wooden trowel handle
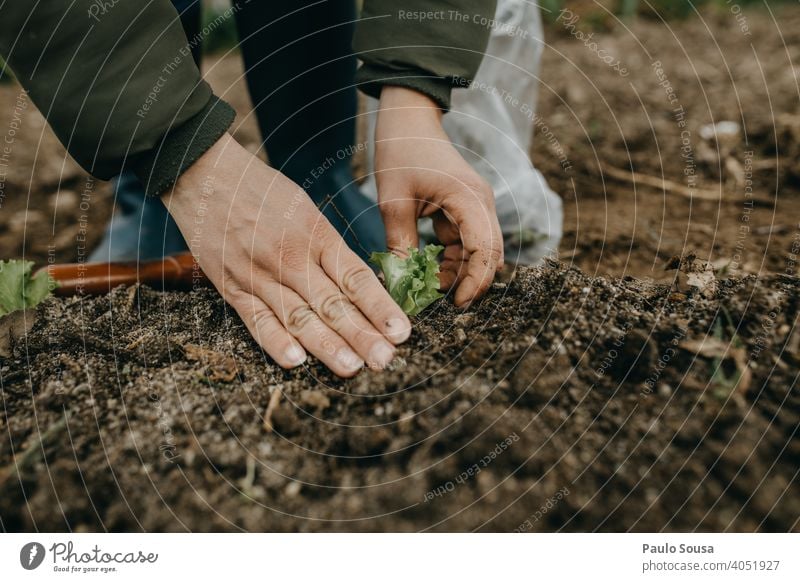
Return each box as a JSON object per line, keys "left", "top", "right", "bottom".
{"left": 40, "top": 253, "right": 209, "bottom": 296}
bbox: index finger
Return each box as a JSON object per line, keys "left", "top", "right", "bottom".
{"left": 452, "top": 203, "right": 504, "bottom": 307}
{"left": 320, "top": 244, "right": 412, "bottom": 344}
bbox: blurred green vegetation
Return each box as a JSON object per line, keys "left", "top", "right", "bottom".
{"left": 544, "top": 0, "right": 793, "bottom": 22}
{"left": 0, "top": 57, "right": 12, "bottom": 85}
{"left": 200, "top": 5, "right": 239, "bottom": 54}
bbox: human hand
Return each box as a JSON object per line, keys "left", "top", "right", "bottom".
{"left": 163, "top": 133, "right": 411, "bottom": 377}
{"left": 374, "top": 86, "right": 503, "bottom": 308}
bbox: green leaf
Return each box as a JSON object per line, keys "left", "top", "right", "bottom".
{"left": 370, "top": 245, "right": 444, "bottom": 316}
{"left": 0, "top": 260, "right": 57, "bottom": 317}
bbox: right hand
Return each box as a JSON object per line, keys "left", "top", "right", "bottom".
{"left": 163, "top": 133, "right": 411, "bottom": 377}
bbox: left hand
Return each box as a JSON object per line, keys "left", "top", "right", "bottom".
{"left": 374, "top": 86, "right": 504, "bottom": 308}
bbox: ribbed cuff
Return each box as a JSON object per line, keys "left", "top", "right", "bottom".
{"left": 356, "top": 64, "right": 454, "bottom": 111}
{"left": 133, "top": 95, "right": 236, "bottom": 197}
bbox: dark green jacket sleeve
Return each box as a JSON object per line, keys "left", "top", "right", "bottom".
{"left": 353, "top": 0, "right": 497, "bottom": 110}
{"left": 0, "top": 0, "right": 235, "bottom": 196}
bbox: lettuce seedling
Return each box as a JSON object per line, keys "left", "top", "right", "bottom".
{"left": 0, "top": 260, "right": 57, "bottom": 317}
{"left": 370, "top": 245, "right": 444, "bottom": 316}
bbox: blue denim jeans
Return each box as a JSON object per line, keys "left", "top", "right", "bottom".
{"left": 92, "top": 0, "right": 384, "bottom": 262}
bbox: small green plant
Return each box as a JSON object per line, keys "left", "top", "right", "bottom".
{"left": 507, "top": 227, "right": 547, "bottom": 249}
{"left": 0, "top": 260, "right": 57, "bottom": 316}
{"left": 708, "top": 314, "right": 748, "bottom": 399}
{"left": 370, "top": 245, "right": 444, "bottom": 316}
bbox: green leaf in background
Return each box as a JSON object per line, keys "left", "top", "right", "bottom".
{"left": 0, "top": 260, "right": 57, "bottom": 317}
{"left": 370, "top": 245, "right": 444, "bottom": 316}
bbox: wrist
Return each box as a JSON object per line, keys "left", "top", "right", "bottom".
{"left": 376, "top": 87, "right": 446, "bottom": 144}
{"left": 164, "top": 133, "right": 238, "bottom": 211}
{"left": 379, "top": 86, "right": 443, "bottom": 122}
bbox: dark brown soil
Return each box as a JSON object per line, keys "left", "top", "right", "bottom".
{"left": 1, "top": 5, "right": 799, "bottom": 532}
{"left": 536, "top": 3, "right": 800, "bottom": 282}
{"left": 1, "top": 261, "right": 799, "bottom": 532}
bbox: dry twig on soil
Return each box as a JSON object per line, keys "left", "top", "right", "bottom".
{"left": 263, "top": 387, "right": 284, "bottom": 433}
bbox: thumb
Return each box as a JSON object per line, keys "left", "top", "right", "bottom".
{"left": 379, "top": 192, "right": 419, "bottom": 256}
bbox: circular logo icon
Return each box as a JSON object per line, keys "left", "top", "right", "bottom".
{"left": 19, "top": 542, "right": 46, "bottom": 570}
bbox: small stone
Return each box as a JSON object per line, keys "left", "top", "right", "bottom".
{"left": 299, "top": 390, "right": 330, "bottom": 412}
{"left": 454, "top": 313, "right": 475, "bottom": 327}
{"left": 285, "top": 481, "right": 302, "bottom": 497}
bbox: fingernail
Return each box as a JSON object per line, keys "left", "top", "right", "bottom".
{"left": 385, "top": 318, "right": 411, "bottom": 343}
{"left": 285, "top": 345, "right": 306, "bottom": 367}
{"left": 369, "top": 342, "right": 395, "bottom": 368}
{"left": 337, "top": 347, "right": 364, "bottom": 372}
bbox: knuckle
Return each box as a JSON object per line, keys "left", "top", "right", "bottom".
{"left": 252, "top": 308, "right": 276, "bottom": 329}
{"left": 277, "top": 239, "right": 310, "bottom": 272}
{"left": 225, "top": 286, "right": 248, "bottom": 306}
{"left": 381, "top": 201, "right": 408, "bottom": 223}
{"left": 311, "top": 219, "right": 337, "bottom": 243}
{"left": 463, "top": 175, "right": 492, "bottom": 197}
{"left": 340, "top": 265, "right": 373, "bottom": 297}
{"left": 485, "top": 246, "right": 503, "bottom": 267}
{"left": 317, "top": 293, "right": 352, "bottom": 324}
{"left": 286, "top": 304, "right": 316, "bottom": 334}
